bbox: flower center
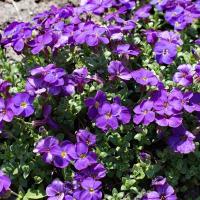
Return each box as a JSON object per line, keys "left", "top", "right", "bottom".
{"left": 1, "top": 109, "right": 6, "bottom": 115}
{"left": 143, "top": 110, "right": 148, "bottom": 114}
{"left": 175, "top": 21, "right": 180, "bottom": 27}
{"left": 162, "top": 49, "right": 168, "bottom": 55}
{"left": 105, "top": 112, "right": 112, "bottom": 119}
{"left": 89, "top": 188, "right": 94, "bottom": 193}
{"left": 20, "top": 102, "right": 27, "bottom": 108}
{"left": 164, "top": 102, "right": 168, "bottom": 108}
{"left": 95, "top": 101, "right": 99, "bottom": 108}
{"left": 142, "top": 77, "right": 147, "bottom": 81}
{"left": 61, "top": 151, "right": 67, "bottom": 158}
{"left": 180, "top": 135, "right": 187, "bottom": 141}
{"left": 86, "top": 140, "right": 90, "bottom": 145}
{"left": 80, "top": 154, "right": 86, "bottom": 158}
{"left": 160, "top": 195, "right": 166, "bottom": 200}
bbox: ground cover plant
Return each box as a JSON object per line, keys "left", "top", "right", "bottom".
{"left": 0, "top": 0, "right": 200, "bottom": 199}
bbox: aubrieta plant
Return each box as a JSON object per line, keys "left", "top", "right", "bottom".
{"left": 0, "top": 0, "right": 200, "bottom": 199}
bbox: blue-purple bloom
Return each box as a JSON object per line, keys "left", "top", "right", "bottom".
{"left": 173, "top": 64, "right": 194, "bottom": 86}
{"left": 33, "top": 136, "right": 59, "bottom": 164}
{"left": 108, "top": 61, "right": 132, "bottom": 81}
{"left": 168, "top": 126, "right": 196, "bottom": 154}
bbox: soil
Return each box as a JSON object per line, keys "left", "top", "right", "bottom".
{"left": 0, "top": 0, "right": 69, "bottom": 30}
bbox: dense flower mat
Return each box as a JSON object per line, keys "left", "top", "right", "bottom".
{"left": 0, "top": 0, "right": 200, "bottom": 199}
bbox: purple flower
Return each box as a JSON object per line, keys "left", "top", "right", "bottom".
{"left": 133, "top": 4, "right": 152, "bottom": 21}
{"left": 169, "top": 89, "right": 194, "bottom": 113}
{"left": 79, "top": 177, "right": 102, "bottom": 200}
{"left": 76, "top": 129, "right": 96, "bottom": 147}
{"left": 0, "top": 98, "right": 14, "bottom": 122}
{"left": 2, "top": 22, "right": 32, "bottom": 52}
{"left": 29, "top": 32, "right": 53, "bottom": 54}
{"left": 96, "top": 102, "right": 120, "bottom": 131}
{"left": 53, "top": 141, "right": 76, "bottom": 168}
{"left": 114, "top": 44, "right": 140, "bottom": 57}
{"left": 155, "top": 114, "right": 182, "bottom": 128}
{"left": 143, "top": 176, "right": 177, "bottom": 200}
{"left": 139, "top": 152, "right": 151, "bottom": 161}
{"left": 173, "top": 64, "right": 194, "bottom": 86}
{"left": 0, "top": 171, "right": 11, "bottom": 196}
{"left": 33, "top": 136, "right": 59, "bottom": 164}
{"left": 132, "top": 68, "right": 159, "bottom": 86}
{"left": 85, "top": 26, "right": 109, "bottom": 47}
{"left": 168, "top": 126, "right": 196, "bottom": 154}
{"left": 133, "top": 100, "right": 155, "bottom": 125}
{"left": 158, "top": 31, "right": 183, "bottom": 46}
{"left": 75, "top": 163, "right": 106, "bottom": 181}
{"left": 85, "top": 90, "right": 107, "bottom": 120}
{"left": 154, "top": 41, "right": 177, "bottom": 65}
{"left": 152, "top": 90, "right": 176, "bottom": 115}
{"left": 11, "top": 92, "right": 34, "bottom": 117}
{"left": 72, "top": 67, "right": 89, "bottom": 92}
{"left": 108, "top": 61, "right": 132, "bottom": 81}
{"left": 46, "top": 179, "right": 65, "bottom": 200}
{"left": 73, "top": 143, "right": 97, "bottom": 170}
{"left": 144, "top": 29, "right": 158, "bottom": 44}
{"left": 0, "top": 79, "right": 11, "bottom": 95}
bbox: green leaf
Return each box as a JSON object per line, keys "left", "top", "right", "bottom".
{"left": 23, "top": 188, "right": 45, "bottom": 200}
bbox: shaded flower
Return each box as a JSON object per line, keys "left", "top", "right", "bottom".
{"left": 168, "top": 126, "right": 196, "bottom": 154}
{"left": 85, "top": 90, "right": 107, "bottom": 120}
{"left": 76, "top": 129, "right": 96, "bottom": 147}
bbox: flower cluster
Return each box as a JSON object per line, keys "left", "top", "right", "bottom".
{"left": 0, "top": 0, "right": 200, "bottom": 199}
{"left": 151, "top": 0, "right": 200, "bottom": 30}
{"left": 85, "top": 91, "right": 131, "bottom": 131}
{"left": 34, "top": 129, "right": 106, "bottom": 200}
{"left": 142, "top": 176, "right": 177, "bottom": 200}
{"left": 25, "top": 64, "right": 99, "bottom": 97}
